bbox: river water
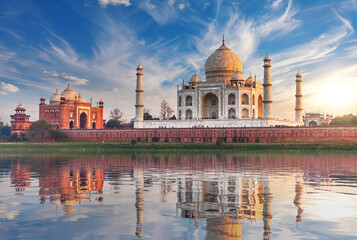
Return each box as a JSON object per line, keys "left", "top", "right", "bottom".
{"left": 0, "top": 152, "right": 356, "bottom": 240}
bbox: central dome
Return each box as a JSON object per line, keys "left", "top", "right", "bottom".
{"left": 204, "top": 43, "right": 242, "bottom": 83}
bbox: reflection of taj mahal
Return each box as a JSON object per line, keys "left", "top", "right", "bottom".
{"left": 134, "top": 37, "right": 304, "bottom": 128}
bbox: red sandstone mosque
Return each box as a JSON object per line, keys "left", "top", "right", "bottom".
{"left": 39, "top": 84, "right": 104, "bottom": 129}
{"left": 10, "top": 84, "right": 105, "bottom": 133}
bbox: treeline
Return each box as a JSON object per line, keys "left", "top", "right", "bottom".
{"left": 1, "top": 120, "right": 68, "bottom": 142}
{"left": 330, "top": 114, "right": 357, "bottom": 126}
{"left": 0, "top": 120, "right": 12, "bottom": 141}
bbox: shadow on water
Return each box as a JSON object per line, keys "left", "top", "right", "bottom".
{"left": 0, "top": 151, "right": 356, "bottom": 239}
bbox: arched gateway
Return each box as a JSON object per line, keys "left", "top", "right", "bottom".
{"left": 201, "top": 93, "right": 218, "bottom": 119}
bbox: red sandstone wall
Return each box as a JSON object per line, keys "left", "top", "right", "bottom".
{"left": 62, "top": 126, "right": 357, "bottom": 143}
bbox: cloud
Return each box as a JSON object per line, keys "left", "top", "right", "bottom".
{"left": 178, "top": 3, "right": 185, "bottom": 10}
{"left": 138, "top": 0, "right": 179, "bottom": 24}
{"left": 98, "top": 0, "right": 131, "bottom": 7}
{"left": 62, "top": 75, "right": 89, "bottom": 85}
{"left": 168, "top": 0, "right": 175, "bottom": 6}
{"left": 0, "top": 82, "right": 19, "bottom": 95}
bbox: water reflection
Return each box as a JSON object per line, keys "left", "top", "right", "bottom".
{"left": 1, "top": 153, "right": 357, "bottom": 239}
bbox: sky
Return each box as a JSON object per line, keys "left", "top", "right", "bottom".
{"left": 0, "top": 0, "right": 357, "bottom": 123}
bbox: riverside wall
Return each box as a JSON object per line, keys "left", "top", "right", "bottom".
{"left": 63, "top": 126, "right": 357, "bottom": 143}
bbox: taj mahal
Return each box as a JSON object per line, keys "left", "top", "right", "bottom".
{"left": 134, "top": 37, "right": 303, "bottom": 128}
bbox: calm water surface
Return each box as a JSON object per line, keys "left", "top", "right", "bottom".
{"left": 0, "top": 152, "right": 356, "bottom": 240}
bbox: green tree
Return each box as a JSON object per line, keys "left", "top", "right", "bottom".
{"left": 330, "top": 114, "right": 357, "bottom": 126}
{"left": 106, "top": 119, "right": 122, "bottom": 128}
{"left": 50, "top": 130, "right": 68, "bottom": 141}
{"left": 27, "top": 120, "right": 53, "bottom": 142}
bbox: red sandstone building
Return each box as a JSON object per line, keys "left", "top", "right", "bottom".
{"left": 39, "top": 84, "right": 104, "bottom": 129}
{"left": 10, "top": 104, "right": 33, "bottom": 134}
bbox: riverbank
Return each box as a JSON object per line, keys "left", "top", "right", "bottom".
{"left": 0, "top": 141, "right": 356, "bottom": 152}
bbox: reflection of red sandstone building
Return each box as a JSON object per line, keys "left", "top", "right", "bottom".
{"left": 10, "top": 104, "right": 33, "bottom": 134}
{"left": 39, "top": 84, "right": 104, "bottom": 129}
{"left": 39, "top": 165, "right": 104, "bottom": 215}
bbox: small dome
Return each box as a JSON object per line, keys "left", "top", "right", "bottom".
{"left": 99, "top": 99, "right": 104, "bottom": 103}
{"left": 231, "top": 72, "right": 244, "bottom": 81}
{"left": 245, "top": 75, "right": 255, "bottom": 86}
{"left": 264, "top": 55, "right": 271, "bottom": 61}
{"left": 40, "top": 96, "right": 46, "bottom": 100}
{"left": 77, "top": 93, "right": 86, "bottom": 103}
{"left": 205, "top": 43, "right": 243, "bottom": 83}
{"left": 296, "top": 71, "right": 302, "bottom": 77}
{"left": 61, "top": 83, "right": 78, "bottom": 101}
{"left": 16, "top": 104, "right": 25, "bottom": 110}
{"left": 189, "top": 73, "right": 201, "bottom": 83}
{"left": 50, "top": 90, "right": 61, "bottom": 104}
{"left": 137, "top": 64, "right": 143, "bottom": 70}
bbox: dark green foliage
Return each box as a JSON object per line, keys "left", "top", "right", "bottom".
{"left": 50, "top": 130, "right": 68, "bottom": 141}
{"left": 27, "top": 120, "right": 53, "bottom": 142}
{"left": 0, "top": 120, "right": 11, "bottom": 137}
{"left": 9, "top": 133, "right": 19, "bottom": 142}
{"left": 330, "top": 114, "right": 357, "bottom": 126}
{"left": 144, "top": 112, "right": 153, "bottom": 120}
{"left": 169, "top": 115, "right": 176, "bottom": 120}
{"left": 131, "top": 139, "right": 137, "bottom": 146}
{"left": 106, "top": 119, "right": 122, "bottom": 129}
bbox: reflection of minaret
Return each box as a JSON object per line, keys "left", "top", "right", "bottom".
{"left": 262, "top": 181, "right": 273, "bottom": 240}
{"left": 135, "top": 170, "right": 144, "bottom": 239}
{"left": 294, "top": 177, "right": 304, "bottom": 225}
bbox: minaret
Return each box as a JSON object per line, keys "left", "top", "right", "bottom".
{"left": 135, "top": 64, "right": 144, "bottom": 128}
{"left": 263, "top": 54, "right": 272, "bottom": 119}
{"left": 295, "top": 71, "right": 303, "bottom": 123}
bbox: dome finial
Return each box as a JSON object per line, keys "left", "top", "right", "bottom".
{"left": 67, "top": 82, "right": 70, "bottom": 87}
{"left": 222, "top": 34, "right": 225, "bottom": 45}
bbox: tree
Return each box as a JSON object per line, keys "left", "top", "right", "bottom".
{"left": 160, "top": 99, "right": 173, "bottom": 120}
{"left": 106, "top": 119, "right": 122, "bottom": 128}
{"left": 169, "top": 115, "right": 176, "bottom": 120}
{"left": 27, "top": 120, "right": 53, "bottom": 142}
{"left": 330, "top": 114, "right": 357, "bottom": 126}
{"left": 144, "top": 108, "right": 153, "bottom": 120}
{"left": 110, "top": 108, "right": 124, "bottom": 122}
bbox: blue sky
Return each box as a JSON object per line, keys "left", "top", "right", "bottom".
{"left": 0, "top": 0, "right": 357, "bottom": 123}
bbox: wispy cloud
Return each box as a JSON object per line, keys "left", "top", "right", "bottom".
{"left": 98, "top": 0, "right": 131, "bottom": 7}
{"left": 62, "top": 75, "right": 89, "bottom": 85}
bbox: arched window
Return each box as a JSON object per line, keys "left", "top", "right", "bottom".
{"left": 178, "top": 110, "right": 182, "bottom": 120}
{"left": 185, "top": 109, "right": 193, "bottom": 119}
{"left": 242, "top": 108, "right": 249, "bottom": 119}
{"left": 228, "top": 94, "right": 235, "bottom": 105}
{"left": 92, "top": 122, "right": 96, "bottom": 129}
{"left": 242, "top": 94, "right": 249, "bottom": 105}
{"left": 252, "top": 95, "right": 255, "bottom": 105}
{"left": 178, "top": 96, "right": 182, "bottom": 107}
{"left": 69, "top": 121, "right": 74, "bottom": 129}
{"left": 185, "top": 96, "right": 192, "bottom": 106}
{"left": 228, "top": 108, "right": 236, "bottom": 119}
{"left": 252, "top": 109, "right": 255, "bottom": 119}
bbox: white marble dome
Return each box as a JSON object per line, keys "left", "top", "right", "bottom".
{"left": 50, "top": 90, "right": 61, "bottom": 104}
{"left": 204, "top": 43, "right": 242, "bottom": 83}
{"left": 189, "top": 73, "right": 201, "bottom": 83}
{"left": 61, "top": 84, "right": 78, "bottom": 101}
{"left": 231, "top": 72, "right": 244, "bottom": 81}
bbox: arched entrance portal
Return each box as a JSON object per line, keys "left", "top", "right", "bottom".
{"left": 258, "top": 95, "right": 263, "bottom": 118}
{"left": 201, "top": 93, "right": 219, "bottom": 119}
{"left": 80, "top": 112, "right": 87, "bottom": 129}
{"left": 309, "top": 121, "right": 317, "bottom": 127}
{"left": 92, "top": 122, "right": 96, "bottom": 129}
{"left": 69, "top": 121, "right": 74, "bottom": 129}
